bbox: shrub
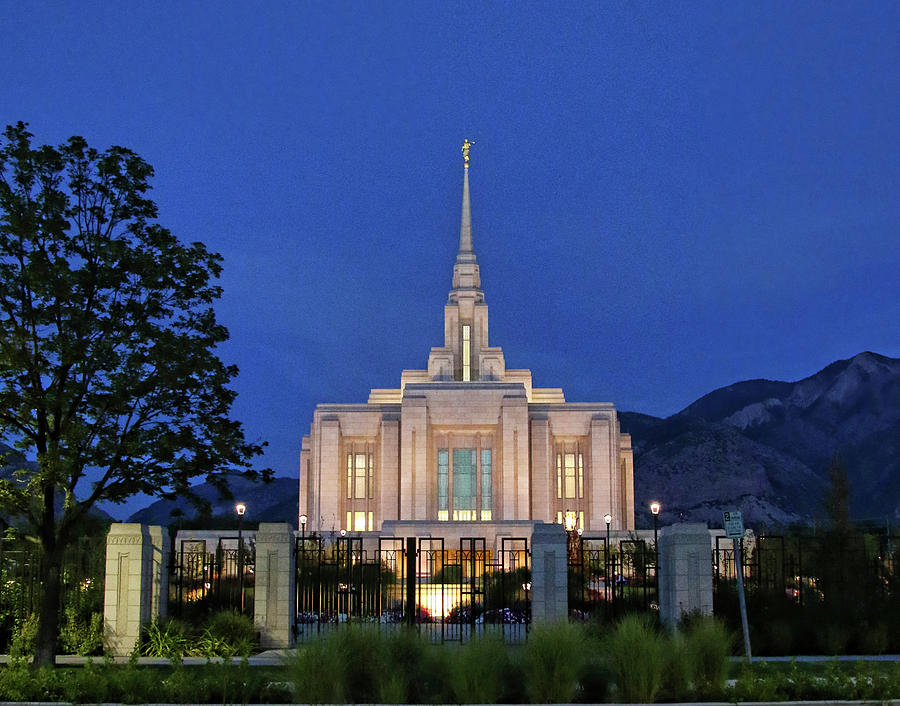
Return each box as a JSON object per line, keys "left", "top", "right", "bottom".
{"left": 522, "top": 622, "right": 588, "bottom": 703}
{"left": 285, "top": 627, "right": 384, "bottom": 703}
{"left": 684, "top": 615, "right": 731, "bottom": 697}
{"left": 9, "top": 613, "right": 38, "bottom": 659}
{"left": 660, "top": 630, "right": 691, "bottom": 701}
{"left": 604, "top": 613, "right": 667, "bottom": 703}
{"left": 60, "top": 607, "right": 105, "bottom": 656}
{"left": 140, "top": 618, "right": 190, "bottom": 659}
{"left": 449, "top": 633, "right": 511, "bottom": 704}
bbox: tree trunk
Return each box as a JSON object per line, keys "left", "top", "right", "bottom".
{"left": 34, "top": 545, "right": 63, "bottom": 667}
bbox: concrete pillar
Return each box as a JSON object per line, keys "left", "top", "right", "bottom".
{"left": 253, "top": 522, "right": 296, "bottom": 648}
{"left": 104, "top": 523, "right": 169, "bottom": 657}
{"left": 658, "top": 523, "right": 713, "bottom": 628}
{"left": 530, "top": 522, "right": 568, "bottom": 624}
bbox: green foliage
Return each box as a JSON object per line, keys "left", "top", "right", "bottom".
{"left": 448, "top": 633, "right": 511, "bottom": 704}
{"left": 0, "top": 122, "right": 269, "bottom": 664}
{"left": 60, "top": 608, "right": 104, "bottom": 656}
{"left": 9, "top": 613, "right": 38, "bottom": 659}
{"left": 603, "top": 613, "right": 667, "bottom": 703}
{"left": 521, "top": 622, "right": 588, "bottom": 703}
{"left": 140, "top": 612, "right": 258, "bottom": 658}
{"left": 683, "top": 615, "right": 732, "bottom": 697}
{"left": 140, "top": 619, "right": 191, "bottom": 659}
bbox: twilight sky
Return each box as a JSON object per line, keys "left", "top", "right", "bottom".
{"left": 3, "top": 2, "right": 899, "bottom": 519}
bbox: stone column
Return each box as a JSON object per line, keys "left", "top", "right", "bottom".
{"left": 530, "top": 522, "right": 568, "bottom": 625}
{"left": 657, "top": 523, "right": 713, "bottom": 628}
{"left": 104, "top": 523, "right": 170, "bottom": 657}
{"left": 253, "top": 522, "right": 296, "bottom": 649}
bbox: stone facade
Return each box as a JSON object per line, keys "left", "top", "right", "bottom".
{"left": 657, "top": 522, "right": 714, "bottom": 627}
{"left": 299, "top": 157, "right": 635, "bottom": 548}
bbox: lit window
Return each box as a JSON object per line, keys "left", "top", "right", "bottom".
{"left": 354, "top": 453, "right": 366, "bottom": 499}
{"left": 579, "top": 511, "right": 584, "bottom": 530}
{"left": 556, "top": 454, "right": 562, "bottom": 499}
{"left": 346, "top": 511, "right": 352, "bottom": 531}
{"left": 565, "top": 510, "right": 576, "bottom": 529}
{"left": 368, "top": 453, "right": 374, "bottom": 499}
{"left": 462, "top": 324, "right": 471, "bottom": 381}
{"left": 346, "top": 455, "right": 352, "bottom": 499}
{"left": 481, "top": 449, "right": 492, "bottom": 514}
{"left": 354, "top": 511, "right": 366, "bottom": 532}
{"left": 557, "top": 511, "right": 563, "bottom": 525}
{"left": 480, "top": 510, "right": 492, "bottom": 521}
{"left": 565, "top": 453, "right": 576, "bottom": 499}
{"left": 578, "top": 453, "right": 584, "bottom": 499}
{"left": 438, "top": 450, "right": 449, "bottom": 520}
{"left": 368, "top": 511, "right": 373, "bottom": 532}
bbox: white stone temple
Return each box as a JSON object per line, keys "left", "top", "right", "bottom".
{"left": 298, "top": 141, "right": 635, "bottom": 544}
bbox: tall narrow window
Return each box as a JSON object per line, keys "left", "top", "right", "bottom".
{"left": 368, "top": 453, "right": 374, "bottom": 499}
{"left": 565, "top": 453, "right": 576, "bottom": 499}
{"left": 346, "top": 454, "right": 352, "bottom": 499}
{"left": 452, "top": 448, "right": 476, "bottom": 521}
{"left": 481, "top": 449, "right": 492, "bottom": 520}
{"left": 461, "top": 324, "right": 471, "bottom": 381}
{"left": 556, "top": 454, "right": 563, "bottom": 499}
{"left": 354, "top": 453, "right": 366, "bottom": 499}
{"left": 577, "top": 453, "right": 584, "bottom": 499}
{"left": 437, "top": 449, "right": 449, "bottom": 521}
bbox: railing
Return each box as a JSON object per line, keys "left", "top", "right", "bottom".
{"left": 295, "top": 535, "right": 530, "bottom": 643}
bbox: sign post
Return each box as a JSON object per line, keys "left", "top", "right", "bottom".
{"left": 723, "top": 510, "right": 752, "bottom": 660}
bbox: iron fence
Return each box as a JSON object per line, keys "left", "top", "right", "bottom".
{"left": 169, "top": 536, "right": 255, "bottom": 619}
{"left": 568, "top": 536, "right": 657, "bottom": 622}
{"left": 295, "top": 535, "right": 530, "bottom": 643}
{"left": 0, "top": 534, "right": 105, "bottom": 652}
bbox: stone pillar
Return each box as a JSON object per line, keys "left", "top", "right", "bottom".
{"left": 530, "top": 522, "right": 568, "bottom": 625}
{"left": 658, "top": 523, "right": 713, "bottom": 628}
{"left": 253, "top": 522, "right": 296, "bottom": 648}
{"left": 104, "top": 523, "right": 170, "bottom": 657}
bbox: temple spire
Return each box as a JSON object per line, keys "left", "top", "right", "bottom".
{"left": 457, "top": 139, "right": 476, "bottom": 264}
{"left": 449, "top": 139, "right": 483, "bottom": 302}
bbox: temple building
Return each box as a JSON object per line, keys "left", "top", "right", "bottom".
{"left": 298, "top": 141, "right": 635, "bottom": 544}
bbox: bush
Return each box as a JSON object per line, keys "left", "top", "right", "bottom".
{"left": 683, "top": 615, "right": 731, "bottom": 697}
{"left": 522, "top": 622, "right": 588, "bottom": 703}
{"left": 604, "top": 614, "right": 667, "bottom": 703}
{"left": 140, "top": 618, "right": 191, "bottom": 659}
{"left": 9, "top": 613, "right": 38, "bottom": 659}
{"left": 60, "top": 607, "right": 105, "bottom": 656}
{"left": 202, "top": 610, "right": 258, "bottom": 656}
{"left": 449, "top": 633, "right": 511, "bottom": 704}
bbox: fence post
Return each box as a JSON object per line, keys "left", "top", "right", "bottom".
{"left": 405, "top": 537, "right": 416, "bottom": 626}
{"left": 658, "top": 523, "right": 713, "bottom": 628}
{"left": 104, "top": 523, "right": 169, "bottom": 657}
{"left": 531, "top": 522, "right": 568, "bottom": 625}
{"left": 254, "top": 522, "right": 296, "bottom": 648}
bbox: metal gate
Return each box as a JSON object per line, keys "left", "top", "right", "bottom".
{"left": 295, "top": 536, "right": 530, "bottom": 643}
{"left": 170, "top": 536, "right": 255, "bottom": 618}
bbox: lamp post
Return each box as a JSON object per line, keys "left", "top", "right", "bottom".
{"left": 299, "top": 513, "right": 308, "bottom": 544}
{"left": 235, "top": 502, "right": 247, "bottom": 614}
{"left": 650, "top": 501, "right": 661, "bottom": 597}
{"left": 604, "top": 513, "right": 612, "bottom": 602}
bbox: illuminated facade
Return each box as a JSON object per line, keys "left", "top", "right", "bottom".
{"left": 298, "top": 147, "right": 635, "bottom": 540}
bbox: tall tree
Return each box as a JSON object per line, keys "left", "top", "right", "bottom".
{"left": 0, "top": 122, "right": 268, "bottom": 666}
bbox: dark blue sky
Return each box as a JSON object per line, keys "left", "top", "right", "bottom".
{"left": 4, "top": 3, "right": 899, "bottom": 518}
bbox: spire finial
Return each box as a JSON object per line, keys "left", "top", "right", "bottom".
{"left": 461, "top": 138, "right": 475, "bottom": 168}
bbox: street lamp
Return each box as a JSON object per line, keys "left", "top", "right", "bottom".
{"left": 235, "top": 502, "right": 247, "bottom": 614}
{"left": 299, "top": 513, "right": 308, "bottom": 543}
{"left": 650, "top": 501, "right": 661, "bottom": 595}
{"left": 604, "top": 513, "right": 612, "bottom": 601}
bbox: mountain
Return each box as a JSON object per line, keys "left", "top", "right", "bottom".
{"left": 624, "top": 352, "right": 900, "bottom": 529}
{"left": 127, "top": 473, "right": 298, "bottom": 527}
